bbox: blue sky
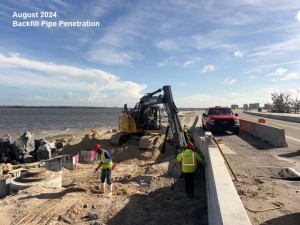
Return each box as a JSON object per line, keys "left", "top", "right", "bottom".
{"left": 1, "top": 0, "right": 300, "bottom": 108}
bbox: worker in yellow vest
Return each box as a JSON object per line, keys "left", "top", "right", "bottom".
{"left": 176, "top": 142, "right": 205, "bottom": 198}
{"left": 94, "top": 144, "right": 113, "bottom": 196}
{"left": 183, "top": 125, "right": 191, "bottom": 143}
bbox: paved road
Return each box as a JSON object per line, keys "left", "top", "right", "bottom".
{"left": 194, "top": 111, "right": 300, "bottom": 225}
{"left": 238, "top": 111, "right": 300, "bottom": 146}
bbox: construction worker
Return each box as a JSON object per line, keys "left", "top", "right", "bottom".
{"left": 176, "top": 142, "right": 205, "bottom": 198}
{"left": 147, "top": 109, "right": 156, "bottom": 129}
{"left": 183, "top": 125, "right": 191, "bottom": 143}
{"left": 94, "top": 144, "right": 113, "bottom": 196}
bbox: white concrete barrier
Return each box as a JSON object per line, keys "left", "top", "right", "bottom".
{"left": 62, "top": 154, "right": 79, "bottom": 170}
{"left": 0, "top": 169, "right": 26, "bottom": 197}
{"left": 10, "top": 170, "right": 62, "bottom": 194}
{"left": 80, "top": 150, "right": 97, "bottom": 163}
{"left": 240, "top": 119, "right": 288, "bottom": 147}
{"left": 42, "top": 156, "right": 63, "bottom": 172}
{"left": 243, "top": 111, "right": 300, "bottom": 123}
{"left": 193, "top": 115, "right": 251, "bottom": 225}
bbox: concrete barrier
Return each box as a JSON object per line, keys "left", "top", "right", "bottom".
{"left": 0, "top": 169, "right": 26, "bottom": 197}
{"left": 243, "top": 111, "right": 300, "bottom": 123}
{"left": 193, "top": 115, "right": 251, "bottom": 225}
{"left": 42, "top": 156, "right": 63, "bottom": 172}
{"left": 2, "top": 158, "right": 65, "bottom": 196}
{"left": 240, "top": 119, "right": 288, "bottom": 147}
{"left": 80, "top": 150, "right": 97, "bottom": 163}
{"left": 62, "top": 154, "right": 79, "bottom": 170}
{"left": 10, "top": 169, "right": 62, "bottom": 194}
{"left": 0, "top": 177, "right": 13, "bottom": 197}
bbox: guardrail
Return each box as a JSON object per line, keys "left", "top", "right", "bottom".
{"left": 192, "top": 115, "right": 251, "bottom": 225}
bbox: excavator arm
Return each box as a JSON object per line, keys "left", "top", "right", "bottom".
{"left": 134, "top": 85, "right": 187, "bottom": 149}
{"left": 162, "top": 86, "right": 187, "bottom": 149}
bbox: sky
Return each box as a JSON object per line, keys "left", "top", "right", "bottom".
{"left": 1, "top": 0, "right": 300, "bottom": 108}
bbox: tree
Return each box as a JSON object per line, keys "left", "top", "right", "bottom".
{"left": 271, "top": 92, "right": 292, "bottom": 113}
{"left": 291, "top": 99, "right": 300, "bottom": 114}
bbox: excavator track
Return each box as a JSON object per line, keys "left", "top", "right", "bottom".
{"left": 109, "top": 132, "right": 129, "bottom": 146}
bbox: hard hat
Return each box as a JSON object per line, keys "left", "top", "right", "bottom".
{"left": 94, "top": 144, "right": 101, "bottom": 152}
{"left": 187, "top": 142, "right": 194, "bottom": 149}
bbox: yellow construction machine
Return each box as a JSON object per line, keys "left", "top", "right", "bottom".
{"left": 109, "top": 85, "right": 187, "bottom": 149}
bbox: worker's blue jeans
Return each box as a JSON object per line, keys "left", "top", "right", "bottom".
{"left": 101, "top": 168, "right": 112, "bottom": 185}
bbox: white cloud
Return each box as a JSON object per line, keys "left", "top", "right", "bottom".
{"left": 248, "top": 75, "right": 256, "bottom": 79}
{"left": 0, "top": 53, "right": 147, "bottom": 106}
{"left": 280, "top": 72, "right": 300, "bottom": 80}
{"left": 296, "top": 10, "right": 300, "bottom": 22}
{"left": 202, "top": 64, "right": 215, "bottom": 73}
{"left": 250, "top": 35, "right": 300, "bottom": 58}
{"left": 182, "top": 60, "right": 195, "bottom": 68}
{"left": 244, "top": 60, "right": 300, "bottom": 74}
{"left": 223, "top": 77, "right": 236, "bottom": 85}
{"left": 267, "top": 67, "right": 288, "bottom": 76}
{"left": 274, "top": 68, "right": 288, "bottom": 75}
{"left": 234, "top": 50, "right": 245, "bottom": 58}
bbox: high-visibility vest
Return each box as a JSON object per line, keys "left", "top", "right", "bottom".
{"left": 99, "top": 150, "right": 113, "bottom": 169}
{"left": 181, "top": 150, "right": 197, "bottom": 173}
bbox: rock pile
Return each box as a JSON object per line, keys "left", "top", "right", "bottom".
{"left": 0, "top": 131, "right": 63, "bottom": 166}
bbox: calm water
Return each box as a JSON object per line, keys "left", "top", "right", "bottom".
{"left": 0, "top": 107, "right": 121, "bottom": 140}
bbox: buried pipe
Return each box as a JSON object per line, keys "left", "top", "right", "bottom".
{"left": 244, "top": 201, "right": 284, "bottom": 213}
{"left": 212, "top": 137, "right": 238, "bottom": 181}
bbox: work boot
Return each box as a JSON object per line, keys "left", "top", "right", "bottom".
{"left": 99, "top": 182, "right": 105, "bottom": 193}
{"left": 107, "top": 184, "right": 113, "bottom": 196}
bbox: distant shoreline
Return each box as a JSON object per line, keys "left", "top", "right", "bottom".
{"left": 0, "top": 106, "right": 120, "bottom": 109}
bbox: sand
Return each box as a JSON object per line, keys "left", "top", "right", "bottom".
{"left": 1, "top": 110, "right": 298, "bottom": 225}
{"left": 0, "top": 111, "right": 207, "bottom": 225}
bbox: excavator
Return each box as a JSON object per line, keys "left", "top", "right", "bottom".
{"left": 109, "top": 85, "right": 187, "bottom": 150}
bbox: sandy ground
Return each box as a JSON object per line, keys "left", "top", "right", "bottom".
{"left": 1, "top": 110, "right": 298, "bottom": 225}
{"left": 0, "top": 112, "right": 207, "bottom": 225}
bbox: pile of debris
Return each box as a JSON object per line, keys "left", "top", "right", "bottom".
{"left": 0, "top": 131, "right": 64, "bottom": 165}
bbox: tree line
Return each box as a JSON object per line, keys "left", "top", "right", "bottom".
{"left": 271, "top": 92, "right": 300, "bottom": 113}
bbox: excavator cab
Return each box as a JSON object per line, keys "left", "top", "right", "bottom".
{"left": 144, "top": 106, "right": 161, "bottom": 132}
{"left": 118, "top": 104, "right": 161, "bottom": 134}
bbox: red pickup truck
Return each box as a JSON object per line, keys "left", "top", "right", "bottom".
{"left": 202, "top": 106, "right": 240, "bottom": 134}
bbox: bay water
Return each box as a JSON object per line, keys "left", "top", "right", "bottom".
{"left": 0, "top": 107, "right": 120, "bottom": 140}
